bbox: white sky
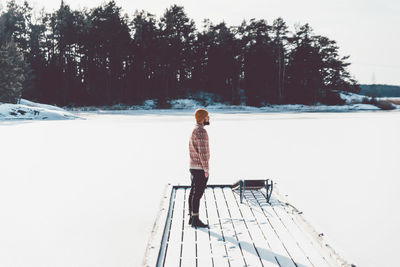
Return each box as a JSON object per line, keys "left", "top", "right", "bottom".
{"left": 2, "top": 0, "right": 399, "bottom": 85}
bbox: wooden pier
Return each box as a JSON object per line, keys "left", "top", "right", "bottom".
{"left": 144, "top": 184, "right": 351, "bottom": 267}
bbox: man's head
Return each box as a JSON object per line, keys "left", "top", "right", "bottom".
{"left": 195, "top": 108, "right": 210, "bottom": 126}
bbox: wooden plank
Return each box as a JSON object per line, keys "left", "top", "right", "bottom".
{"left": 224, "top": 188, "right": 280, "bottom": 267}
{"left": 197, "top": 192, "right": 214, "bottom": 267}
{"left": 230, "top": 189, "right": 297, "bottom": 267}
{"left": 163, "top": 188, "right": 185, "bottom": 267}
{"left": 248, "top": 190, "right": 313, "bottom": 267}
{"left": 222, "top": 188, "right": 265, "bottom": 267}
{"left": 181, "top": 189, "right": 197, "bottom": 267}
{"left": 152, "top": 184, "right": 348, "bottom": 267}
{"left": 213, "top": 187, "right": 247, "bottom": 267}
{"left": 265, "top": 194, "right": 331, "bottom": 267}
{"left": 270, "top": 187, "right": 345, "bottom": 267}
{"left": 204, "top": 188, "right": 230, "bottom": 267}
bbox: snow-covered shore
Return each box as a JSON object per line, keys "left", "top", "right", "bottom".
{"left": 68, "top": 91, "right": 398, "bottom": 114}
{"left": 1, "top": 91, "right": 399, "bottom": 121}
{"left": 0, "top": 99, "right": 80, "bottom": 120}
{"left": 69, "top": 103, "right": 382, "bottom": 115}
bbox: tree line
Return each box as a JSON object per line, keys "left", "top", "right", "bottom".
{"left": 0, "top": 0, "right": 360, "bottom": 107}
{"left": 360, "top": 84, "right": 400, "bottom": 97}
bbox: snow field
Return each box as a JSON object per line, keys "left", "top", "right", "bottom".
{"left": 1, "top": 110, "right": 399, "bottom": 267}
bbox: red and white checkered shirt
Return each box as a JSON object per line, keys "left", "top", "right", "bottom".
{"left": 189, "top": 123, "right": 210, "bottom": 172}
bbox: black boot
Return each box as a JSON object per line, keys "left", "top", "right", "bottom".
{"left": 188, "top": 215, "right": 193, "bottom": 225}
{"left": 191, "top": 216, "right": 208, "bottom": 228}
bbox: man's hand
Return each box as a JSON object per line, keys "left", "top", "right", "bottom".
{"left": 205, "top": 172, "right": 209, "bottom": 178}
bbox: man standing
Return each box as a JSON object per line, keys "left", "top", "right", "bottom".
{"left": 188, "top": 108, "right": 210, "bottom": 228}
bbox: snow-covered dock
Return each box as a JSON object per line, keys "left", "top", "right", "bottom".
{"left": 144, "top": 184, "right": 351, "bottom": 267}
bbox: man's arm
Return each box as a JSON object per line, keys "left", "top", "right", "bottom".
{"left": 198, "top": 130, "right": 210, "bottom": 176}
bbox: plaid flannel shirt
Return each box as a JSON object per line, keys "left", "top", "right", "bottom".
{"left": 189, "top": 123, "right": 210, "bottom": 172}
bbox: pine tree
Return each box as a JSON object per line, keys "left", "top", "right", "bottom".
{"left": 129, "top": 10, "right": 160, "bottom": 102}
{"left": 315, "top": 35, "right": 360, "bottom": 97}
{"left": 0, "top": 40, "right": 27, "bottom": 103}
{"left": 200, "top": 21, "right": 239, "bottom": 103}
{"left": 1, "top": 0, "right": 360, "bottom": 106}
{"left": 84, "top": 0, "right": 131, "bottom": 105}
{"left": 158, "top": 5, "right": 196, "bottom": 103}
{"left": 271, "top": 18, "right": 289, "bottom": 103}
{"left": 242, "top": 19, "right": 276, "bottom": 106}
{"left": 286, "top": 24, "right": 324, "bottom": 104}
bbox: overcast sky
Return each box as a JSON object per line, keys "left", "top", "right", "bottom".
{"left": 2, "top": 0, "right": 399, "bottom": 85}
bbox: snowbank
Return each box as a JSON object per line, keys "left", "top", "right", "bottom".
{"left": 71, "top": 99, "right": 383, "bottom": 114}
{"left": 378, "top": 97, "right": 400, "bottom": 108}
{"left": 166, "top": 91, "right": 389, "bottom": 112}
{"left": 168, "top": 99, "right": 201, "bottom": 109}
{"left": 206, "top": 102, "right": 381, "bottom": 112}
{"left": 0, "top": 99, "right": 80, "bottom": 120}
{"left": 41, "top": 91, "right": 399, "bottom": 115}
{"left": 339, "top": 91, "right": 398, "bottom": 110}
{"left": 19, "top": 99, "right": 67, "bottom": 112}
{"left": 167, "top": 98, "right": 382, "bottom": 113}
{"left": 338, "top": 91, "right": 370, "bottom": 104}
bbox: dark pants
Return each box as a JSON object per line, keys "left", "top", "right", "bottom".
{"left": 188, "top": 169, "right": 208, "bottom": 215}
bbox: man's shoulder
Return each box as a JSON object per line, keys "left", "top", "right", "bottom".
{"left": 192, "top": 125, "right": 207, "bottom": 135}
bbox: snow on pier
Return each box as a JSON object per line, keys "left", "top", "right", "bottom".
{"left": 144, "top": 184, "right": 351, "bottom": 267}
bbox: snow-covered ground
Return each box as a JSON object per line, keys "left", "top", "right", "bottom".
{"left": 67, "top": 91, "right": 397, "bottom": 113}
{"left": 1, "top": 109, "right": 399, "bottom": 267}
{"left": 1, "top": 91, "right": 398, "bottom": 122}
{"left": 70, "top": 97, "right": 384, "bottom": 113}
{"left": 0, "top": 99, "right": 79, "bottom": 120}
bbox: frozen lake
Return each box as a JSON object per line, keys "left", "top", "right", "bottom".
{"left": 1, "top": 110, "right": 399, "bottom": 267}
